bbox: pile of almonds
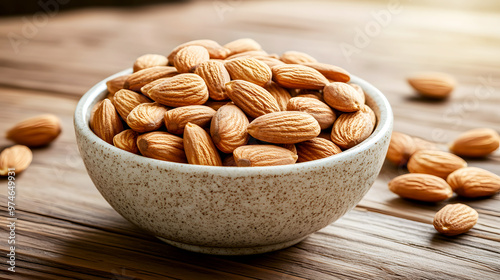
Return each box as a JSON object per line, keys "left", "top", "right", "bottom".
{"left": 92, "top": 38, "right": 376, "bottom": 167}
{"left": 386, "top": 127, "right": 500, "bottom": 235}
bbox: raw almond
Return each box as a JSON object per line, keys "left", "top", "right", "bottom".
{"left": 253, "top": 56, "right": 285, "bottom": 68}
{"left": 224, "top": 38, "right": 262, "bottom": 56}
{"left": 106, "top": 74, "right": 131, "bottom": 95}
{"left": 323, "top": 82, "right": 363, "bottom": 112}
{"left": 127, "top": 103, "right": 167, "bottom": 133}
{"left": 133, "top": 54, "right": 168, "bottom": 72}
{"left": 225, "top": 80, "right": 280, "bottom": 118}
{"left": 248, "top": 111, "right": 321, "bottom": 144}
{"left": 124, "top": 66, "right": 178, "bottom": 91}
{"left": 388, "top": 173, "right": 453, "bottom": 202}
{"left": 224, "top": 57, "right": 272, "bottom": 87}
{"left": 433, "top": 204, "right": 478, "bottom": 236}
{"left": 301, "top": 62, "right": 350, "bottom": 83}
{"left": 204, "top": 100, "right": 231, "bottom": 111}
{"left": 359, "top": 104, "right": 377, "bottom": 126}
{"left": 386, "top": 132, "right": 416, "bottom": 166}
{"left": 137, "top": 131, "right": 186, "bottom": 163}
{"left": 287, "top": 97, "right": 336, "bottom": 130}
{"left": 113, "top": 89, "right": 152, "bottom": 119}
{"left": 91, "top": 99, "right": 124, "bottom": 144}
{"left": 265, "top": 81, "right": 292, "bottom": 111}
{"left": 296, "top": 93, "right": 322, "bottom": 100}
{"left": 225, "top": 50, "right": 269, "bottom": 61}
{"left": 168, "top": 39, "right": 230, "bottom": 64}
{"left": 174, "top": 45, "right": 210, "bottom": 73}
{"left": 113, "top": 129, "right": 139, "bottom": 154}
{"left": 408, "top": 72, "right": 456, "bottom": 99}
{"left": 331, "top": 111, "right": 374, "bottom": 149}
{"left": 413, "top": 137, "right": 438, "bottom": 152}
{"left": 407, "top": 150, "right": 467, "bottom": 179}
{"left": 183, "top": 122, "right": 222, "bottom": 166}
{"left": 0, "top": 145, "right": 32, "bottom": 176}
{"left": 210, "top": 104, "right": 249, "bottom": 153}
{"left": 6, "top": 114, "right": 62, "bottom": 147}
{"left": 164, "top": 105, "right": 216, "bottom": 134}
{"left": 449, "top": 128, "right": 500, "bottom": 157}
{"left": 140, "top": 78, "right": 169, "bottom": 99}
{"left": 222, "top": 154, "right": 237, "bottom": 166}
{"left": 148, "top": 73, "right": 209, "bottom": 107}
{"left": 280, "top": 51, "right": 317, "bottom": 64}
{"left": 194, "top": 60, "right": 231, "bottom": 100}
{"left": 348, "top": 83, "right": 365, "bottom": 104}
{"left": 296, "top": 137, "right": 342, "bottom": 162}
{"left": 233, "top": 145, "right": 298, "bottom": 167}
{"left": 447, "top": 167, "right": 500, "bottom": 197}
{"left": 272, "top": 64, "right": 329, "bottom": 90}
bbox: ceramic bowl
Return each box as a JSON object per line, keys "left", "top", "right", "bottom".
{"left": 74, "top": 68, "right": 393, "bottom": 255}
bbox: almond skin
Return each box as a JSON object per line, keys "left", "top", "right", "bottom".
{"left": 194, "top": 60, "right": 231, "bottom": 100}
{"left": 248, "top": 111, "right": 321, "bottom": 144}
{"left": 388, "top": 173, "right": 453, "bottom": 202}
{"left": 233, "top": 145, "right": 298, "bottom": 167}
{"left": 6, "top": 114, "right": 61, "bottom": 147}
{"left": 113, "top": 129, "right": 139, "bottom": 154}
{"left": 323, "top": 82, "right": 363, "bottom": 112}
{"left": 408, "top": 72, "right": 456, "bottom": 99}
{"left": 224, "top": 38, "right": 262, "bottom": 56}
{"left": 287, "top": 97, "right": 336, "bottom": 130}
{"left": 106, "top": 74, "right": 131, "bottom": 95}
{"left": 91, "top": 99, "right": 124, "bottom": 144}
{"left": 449, "top": 128, "right": 500, "bottom": 157}
{"left": 302, "top": 62, "right": 350, "bottom": 83}
{"left": 148, "top": 74, "right": 209, "bottom": 107}
{"left": 407, "top": 150, "right": 467, "bottom": 179}
{"left": 125, "top": 66, "right": 178, "bottom": 91}
{"left": 280, "top": 51, "right": 317, "bottom": 64}
{"left": 348, "top": 83, "right": 366, "bottom": 104}
{"left": 164, "top": 105, "right": 216, "bottom": 135}
{"left": 183, "top": 122, "right": 222, "bottom": 166}
{"left": 224, "top": 57, "right": 272, "bottom": 87}
{"left": 126, "top": 103, "right": 167, "bottom": 133}
{"left": 168, "top": 39, "right": 230, "bottom": 64}
{"left": 225, "top": 80, "right": 280, "bottom": 118}
{"left": 265, "top": 81, "right": 292, "bottom": 111}
{"left": 331, "top": 111, "right": 374, "bottom": 149}
{"left": 113, "top": 89, "right": 152, "bottom": 120}
{"left": 433, "top": 204, "right": 478, "bottom": 236}
{"left": 272, "top": 64, "right": 329, "bottom": 90}
{"left": 140, "top": 78, "right": 170, "bottom": 99}
{"left": 137, "top": 131, "right": 186, "bottom": 163}
{"left": 386, "top": 132, "right": 416, "bottom": 166}
{"left": 174, "top": 45, "right": 210, "bottom": 73}
{"left": 359, "top": 104, "right": 377, "bottom": 126}
{"left": 296, "top": 137, "right": 342, "bottom": 162}
{"left": 210, "top": 104, "right": 249, "bottom": 153}
{"left": 447, "top": 167, "right": 500, "bottom": 197}
{"left": 0, "top": 145, "right": 33, "bottom": 176}
{"left": 133, "top": 54, "right": 168, "bottom": 72}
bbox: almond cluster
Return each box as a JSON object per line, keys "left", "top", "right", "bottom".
{"left": 91, "top": 38, "right": 376, "bottom": 167}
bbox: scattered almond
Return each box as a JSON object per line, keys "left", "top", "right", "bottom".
{"left": 233, "top": 145, "right": 298, "bottom": 167}
{"left": 6, "top": 114, "right": 61, "bottom": 147}
{"left": 408, "top": 72, "right": 456, "bottom": 99}
{"left": 407, "top": 150, "right": 467, "bottom": 179}
{"left": 449, "top": 128, "right": 500, "bottom": 157}
{"left": 386, "top": 132, "right": 416, "bottom": 166}
{"left": 433, "top": 204, "right": 478, "bottom": 236}
{"left": 388, "top": 173, "right": 453, "bottom": 202}
{"left": 447, "top": 167, "right": 500, "bottom": 197}
{"left": 0, "top": 145, "right": 33, "bottom": 176}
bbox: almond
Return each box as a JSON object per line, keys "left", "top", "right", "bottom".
{"left": 204, "top": 100, "right": 231, "bottom": 111}
{"left": 133, "top": 54, "right": 168, "bottom": 72}
{"left": 272, "top": 64, "right": 329, "bottom": 90}
{"left": 433, "top": 204, "right": 478, "bottom": 236}
{"left": 296, "top": 93, "right": 321, "bottom": 100}
{"left": 407, "top": 150, "right": 467, "bottom": 179}
{"left": 413, "top": 137, "right": 438, "bottom": 152}
{"left": 331, "top": 111, "right": 374, "bottom": 149}
{"left": 91, "top": 99, "right": 124, "bottom": 144}
{"left": 348, "top": 83, "right": 365, "bottom": 104}
{"left": 106, "top": 74, "right": 131, "bottom": 95}
{"left": 233, "top": 145, "right": 298, "bottom": 167}
{"left": 148, "top": 74, "right": 209, "bottom": 107}
{"left": 408, "top": 72, "right": 456, "bottom": 99}
{"left": 287, "top": 97, "right": 336, "bottom": 130}
{"left": 140, "top": 78, "right": 170, "bottom": 99}
{"left": 386, "top": 132, "right": 416, "bottom": 166}
{"left": 137, "top": 131, "right": 186, "bottom": 163}
{"left": 265, "top": 81, "right": 292, "bottom": 111}
{"left": 126, "top": 102, "right": 167, "bottom": 133}
{"left": 113, "top": 129, "right": 139, "bottom": 154}
{"left": 225, "top": 50, "right": 269, "bottom": 61}
{"left": 359, "top": 104, "right": 377, "bottom": 126}
{"left": 210, "top": 104, "right": 249, "bottom": 153}
{"left": 168, "top": 39, "right": 230, "bottom": 64}
{"left": 296, "top": 137, "right": 342, "bottom": 162}
{"left": 224, "top": 38, "right": 262, "bottom": 56}
{"left": 224, "top": 57, "right": 272, "bottom": 87}
{"left": 183, "top": 122, "right": 222, "bottom": 166}
{"left": 6, "top": 114, "right": 62, "bottom": 147}
{"left": 323, "top": 82, "right": 363, "bottom": 112}
{"left": 447, "top": 167, "right": 500, "bottom": 197}
{"left": 449, "top": 128, "right": 500, "bottom": 157}
{"left": 388, "top": 173, "right": 453, "bottom": 202}
{"left": 225, "top": 80, "right": 280, "bottom": 118}
{"left": 164, "top": 105, "right": 216, "bottom": 134}
{"left": 113, "top": 89, "right": 152, "bottom": 119}
{"left": 248, "top": 111, "right": 321, "bottom": 144}
{"left": 279, "top": 143, "right": 297, "bottom": 155}
{"left": 280, "top": 51, "right": 317, "bottom": 64}
{"left": 0, "top": 145, "right": 33, "bottom": 176}
{"left": 222, "top": 154, "right": 237, "bottom": 167}
{"left": 194, "top": 60, "right": 231, "bottom": 100}
{"left": 253, "top": 56, "right": 285, "bottom": 68}
{"left": 125, "top": 66, "right": 178, "bottom": 91}
{"left": 301, "top": 62, "right": 350, "bottom": 83}
{"left": 174, "top": 46, "right": 210, "bottom": 73}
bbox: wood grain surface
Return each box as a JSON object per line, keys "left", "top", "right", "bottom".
{"left": 0, "top": 1, "right": 499, "bottom": 279}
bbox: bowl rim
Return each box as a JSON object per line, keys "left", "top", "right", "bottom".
{"left": 74, "top": 68, "right": 393, "bottom": 175}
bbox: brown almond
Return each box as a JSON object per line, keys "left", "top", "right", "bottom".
{"left": 194, "top": 60, "right": 231, "bottom": 100}
{"left": 91, "top": 99, "right": 124, "bottom": 144}
{"left": 272, "top": 64, "right": 329, "bottom": 90}
{"left": 113, "top": 89, "right": 152, "bottom": 119}
{"left": 148, "top": 73, "right": 209, "bottom": 107}
{"left": 359, "top": 104, "right": 377, "bottom": 126}
{"left": 348, "top": 83, "right": 365, "bottom": 104}
{"left": 6, "top": 114, "right": 62, "bottom": 147}
{"left": 296, "top": 137, "right": 342, "bottom": 162}
{"left": 210, "top": 104, "right": 249, "bottom": 153}
{"left": 137, "top": 131, "right": 186, "bottom": 163}
{"left": 388, "top": 173, "right": 453, "bottom": 202}
{"left": 140, "top": 78, "right": 170, "bottom": 99}
{"left": 433, "top": 204, "right": 478, "bottom": 236}
{"left": 126, "top": 103, "right": 167, "bottom": 133}
{"left": 225, "top": 50, "right": 269, "bottom": 61}
{"left": 174, "top": 45, "right": 210, "bottom": 73}
{"left": 449, "top": 128, "right": 500, "bottom": 157}
{"left": 233, "top": 145, "right": 298, "bottom": 167}
{"left": 331, "top": 111, "right": 374, "bottom": 149}
{"left": 407, "top": 150, "right": 467, "bottom": 179}
{"left": 324, "top": 82, "right": 363, "bottom": 112}
{"left": 413, "top": 137, "right": 438, "bottom": 152}
{"left": 225, "top": 57, "right": 272, "bottom": 87}
{"left": 280, "top": 51, "right": 317, "bottom": 64}
{"left": 164, "top": 105, "right": 216, "bottom": 135}
{"left": 222, "top": 154, "right": 237, "bottom": 167}
{"left": 0, "top": 145, "right": 33, "bottom": 176}
{"left": 302, "top": 62, "right": 350, "bottom": 83}
{"left": 253, "top": 56, "right": 285, "bottom": 68}
{"left": 408, "top": 72, "right": 456, "bottom": 99}
{"left": 225, "top": 80, "right": 280, "bottom": 118}
{"left": 265, "top": 81, "right": 292, "bottom": 111}
{"left": 248, "top": 111, "right": 321, "bottom": 144}
{"left": 204, "top": 100, "right": 231, "bottom": 111}
{"left": 106, "top": 74, "right": 131, "bottom": 95}
{"left": 386, "top": 132, "right": 416, "bottom": 166}
{"left": 224, "top": 38, "right": 262, "bottom": 56}
{"left": 133, "top": 54, "right": 168, "bottom": 72}
{"left": 113, "top": 129, "right": 139, "bottom": 154}
{"left": 125, "top": 66, "right": 178, "bottom": 91}
{"left": 183, "top": 122, "right": 222, "bottom": 166}
{"left": 168, "top": 39, "right": 230, "bottom": 64}
{"left": 447, "top": 167, "right": 500, "bottom": 197}
{"left": 287, "top": 97, "right": 336, "bottom": 130}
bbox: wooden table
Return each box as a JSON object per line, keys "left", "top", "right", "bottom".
{"left": 1, "top": 1, "right": 499, "bottom": 279}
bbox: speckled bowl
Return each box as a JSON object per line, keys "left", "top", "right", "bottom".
{"left": 74, "top": 68, "right": 393, "bottom": 255}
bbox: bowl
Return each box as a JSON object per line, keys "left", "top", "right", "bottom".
{"left": 74, "top": 68, "right": 393, "bottom": 255}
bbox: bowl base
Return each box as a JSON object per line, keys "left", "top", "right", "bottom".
{"left": 156, "top": 236, "right": 309, "bottom": 255}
